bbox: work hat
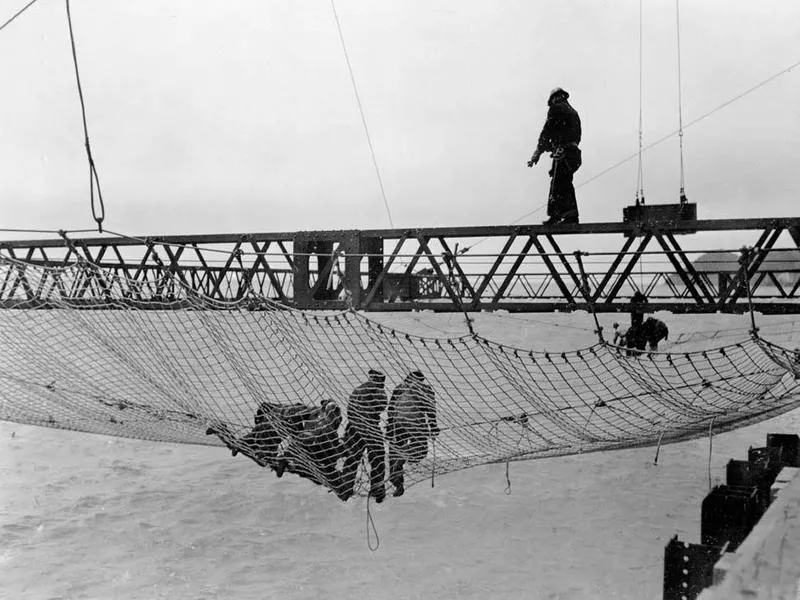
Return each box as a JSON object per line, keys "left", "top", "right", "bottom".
{"left": 548, "top": 87, "right": 569, "bottom": 105}
{"left": 367, "top": 369, "right": 386, "bottom": 383}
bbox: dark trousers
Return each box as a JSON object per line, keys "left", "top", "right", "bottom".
{"left": 548, "top": 146, "right": 582, "bottom": 218}
{"left": 342, "top": 422, "right": 386, "bottom": 500}
{"left": 388, "top": 452, "right": 405, "bottom": 490}
{"left": 388, "top": 426, "right": 428, "bottom": 491}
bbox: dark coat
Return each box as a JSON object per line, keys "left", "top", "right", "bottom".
{"left": 620, "top": 317, "right": 669, "bottom": 352}
{"left": 281, "top": 400, "right": 347, "bottom": 495}
{"left": 535, "top": 100, "right": 581, "bottom": 155}
{"left": 388, "top": 371, "right": 439, "bottom": 463}
{"left": 348, "top": 369, "right": 387, "bottom": 426}
{"left": 640, "top": 317, "right": 669, "bottom": 350}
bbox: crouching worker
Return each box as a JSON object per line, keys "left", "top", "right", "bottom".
{"left": 387, "top": 370, "right": 439, "bottom": 498}
{"left": 205, "top": 401, "right": 314, "bottom": 476}
{"left": 280, "top": 399, "right": 351, "bottom": 500}
{"left": 640, "top": 317, "right": 669, "bottom": 350}
{"left": 341, "top": 369, "right": 388, "bottom": 503}
{"left": 613, "top": 319, "right": 643, "bottom": 353}
{"left": 611, "top": 291, "right": 668, "bottom": 354}
{"left": 612, "top": 317, "right": 669, "bottom": 353}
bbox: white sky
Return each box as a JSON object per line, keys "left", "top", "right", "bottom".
{"left": 1, "top": 0, "right": 798, "bottom": 238}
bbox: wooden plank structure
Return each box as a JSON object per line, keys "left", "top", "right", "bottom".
{"left": 664, "top": 434, "right": 800, "bottom": 600}
{"left": 1, "top": 213, "right": 799, "bottom": 313}
{"left": 698, "top": 466, "right": 800, "bottom": 599}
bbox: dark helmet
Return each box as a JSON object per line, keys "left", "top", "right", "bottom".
{"left": 548, "top": 87, "right": 569, "bottom": 105}
{"left": 367, "top": 369, "right": 386, "bottom": 384}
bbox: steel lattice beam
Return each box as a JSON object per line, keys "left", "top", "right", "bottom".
{"left": 0, "top": 217, "right": 799, "bottom": 313}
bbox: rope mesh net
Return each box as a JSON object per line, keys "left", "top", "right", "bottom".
{"left": 1, "top": 256, "right": 799, "bottom": 502}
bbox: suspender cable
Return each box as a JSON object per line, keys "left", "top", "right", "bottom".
{"left": 573, "top": 56, "right": 800, "bottom": 195}
{"left": 0, "top": 0, "right": 40, "bottom": 34}
{"left": 65, "top": 0, "right": 105, "bottom": 233}
{"left": 635, "top": 0, "right": 645, "bottom": 206}
{"left": 675, "top": 0, "right": 687, "bottom": 204}
{"left": 636, "top": 0, "right": 645, "bottom": 290}
{"left": 330, "top": 0, "right": 395, "bottom": 229}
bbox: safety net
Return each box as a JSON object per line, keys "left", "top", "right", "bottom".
{"left": 1, "top": 255, "right": 799, "bottom": 502}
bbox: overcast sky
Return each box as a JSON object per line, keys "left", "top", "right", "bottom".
{"left": 1, "top": 0, "right": 798, "bottom": 241}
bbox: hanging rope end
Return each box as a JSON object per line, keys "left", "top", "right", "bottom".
{"left": 365, "top": 494, "right": 380, "bottom": 552}
{"left": 504, "top": 460, "right": 512, "bottom": 495}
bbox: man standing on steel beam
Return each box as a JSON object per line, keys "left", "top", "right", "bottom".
{"left": 528, "top": 87, "right": 582, "bottom": 225}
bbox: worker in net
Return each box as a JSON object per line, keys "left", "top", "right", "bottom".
{"left": 205, "top": 401, "right": 314, "bottom": 475}
{"left": 279, "top": 399, "right": 351, "bottom": 500}
{"left": 341, "top": 369, "right": 388, "bottom": 502}
{"left": 527, "top": 87, "right": 582, "bottom": 225}
{"left": 387, "top": 370, "right": 440, "bottom": 498}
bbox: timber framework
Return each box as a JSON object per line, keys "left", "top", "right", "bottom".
{"left": 1, "top": 216, "right": 799, "bottom": 314}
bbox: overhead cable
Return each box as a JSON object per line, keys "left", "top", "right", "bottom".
{"left": 330, "top": 0, "right": 395, "bottom": 228}
{"left": 0, "top": 0, "right": 39, "bottom": 35}
{"left": 65, "top": 0, "right": 106, "bottom": 233}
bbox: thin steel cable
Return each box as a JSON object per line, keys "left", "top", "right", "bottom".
{"left": 65, "top": 0, "right": 106, "bottom": 233}
{"left": 583, "top": 56, "right": 800, "bottom": 192}
{"left": 0, "top": 0, "right": 39, "bottom": 34}
{"left": 0, "top": 227, "right": 98, "bottom": 235}
{"left": 13, "top": 225, "right": 794, "bottom": 265}
{"left": 329, "top": 0, "right": 394, "bottom": 229}
{"left": 98, "top": 226, "right": 790, "bottom": 267}
{"left": 675, "top": 0, "right": 687, "bottom": 200}
{"left": 636, "top": 0, "right": 645, "bottom": 205}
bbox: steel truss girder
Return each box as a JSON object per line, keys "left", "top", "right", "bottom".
{"left": 0, "top": 217, "right": 798, "bottom": 313}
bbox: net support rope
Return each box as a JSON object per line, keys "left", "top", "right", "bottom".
{"left": 0, "top": 255, "right": 798, "bottom": 502}
{"left": 65, "top": 0, "right": 106, "bottom": 232}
